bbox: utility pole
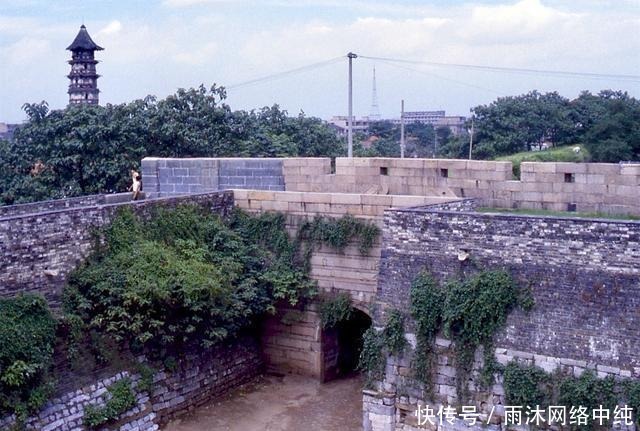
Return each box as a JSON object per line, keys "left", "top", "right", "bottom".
{"left": 400, "top": 99, "right": 405, "bottom": 158}
{"left": 468, "top": 114, "right": 474, "bottom": 160}
{"left": 347, "top": 52, "right": 357, "bottom": 158}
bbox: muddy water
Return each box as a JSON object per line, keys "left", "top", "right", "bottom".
{"left": 163, "top": 373, "right": 364, "bottom": 431}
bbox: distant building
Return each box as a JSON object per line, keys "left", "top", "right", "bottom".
{"left": 327, "top": 116, "right": 371, "bottom": 137}
{"left": 391, "top": 110, "right": 445, "bottom": 125}
{"left": 328, "top": 110, "right": 466, "bottom": 137}
{"left": 0, "top": 122, "right": 20, "bottom": 141}
{"left": 67, "top": 25, "right": 103, "bottom": 106}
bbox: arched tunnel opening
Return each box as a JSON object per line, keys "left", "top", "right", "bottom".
{"left": 322, "top": 307, "right": 372, "bottom": 382}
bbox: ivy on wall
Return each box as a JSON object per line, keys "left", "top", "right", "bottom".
{"left": 319, "top": 292, "right": 353, "bottom": 329}
{"left": 409, "top": 272, "right": 444, "bottom": 391}
{"left": 358, "top": 328, "right": 385, "bottom": 387}
{"left": 297, "top": 214, "right": 381, "bottom": 257}
{"left": 358, "top": 308, "right": 407, "bottom": 388}
{"left": 409, "top": 270, "right": 530, "bottom": 402}
{"left": 504, "top": 361, "right": 638, "bottom": 431}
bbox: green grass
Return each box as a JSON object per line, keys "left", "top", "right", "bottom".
{"left": 496, "top": 145, "right": 591, "bottom": 178}
{"left": 477, "top": 207, "right": 640, "bottom": 221}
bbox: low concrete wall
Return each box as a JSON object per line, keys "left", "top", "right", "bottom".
{"left": 0, "top": 338, "right": 262, "bottom": 431}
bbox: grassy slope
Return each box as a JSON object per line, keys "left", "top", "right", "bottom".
{"left": 496, "top": 145, "right": 591, "bottom": 178}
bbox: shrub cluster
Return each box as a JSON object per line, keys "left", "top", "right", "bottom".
{"left": 0, "top": 295, "right": 57, "bottom": 425}
{"left": 504, "top": 361, "right": 638, "bottom": 430}
{"left": 63, "top": 205, "right": 316, "bottom": 356}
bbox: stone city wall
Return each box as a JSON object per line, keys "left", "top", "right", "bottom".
{"left": 142, "top": 157, "right": 640, "bottom": 216}
{"left": 232, "top": 189, "right": 462, "bottom": 379}
{"left": 283, "top": 158, "right": 640, "bottom": 215}
{"left": 0, "top": 191, "right": 234, "bottom": 306}
{"left": 0, "top": 338, "right": 262, "bottom": 431}
{"left": 363, "top": 202, "right": 640, "bottom": 431}
{"left": 0, "top": 193, "right": 138, "bottom": 218}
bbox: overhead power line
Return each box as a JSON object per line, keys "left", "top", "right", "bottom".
{"left": 375, "top": 58, "right": 505, "bottom": 96}
{"left": 358, "top": 54, "right": 640, "bottom": 83}
{"left": 226, "top": 56, "right": 345, "bottom": 90}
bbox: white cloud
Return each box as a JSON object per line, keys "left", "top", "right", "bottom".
{"left": 1, "top": 37, "right": 50, "bottom": 65}
{"left": 1, "top": 0, "right": 639, "bottom": 123}
{"left": 99, "top": 20, "right": 123, "bottom": 36}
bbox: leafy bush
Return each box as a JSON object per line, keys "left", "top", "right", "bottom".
{"left": 63, "top": 205, "right": 315, "bottom": 357}
{"left": 0, "top": 294, "right": 56, "bottom": 424}
{"left": 83, "top": 378, "right": 136, "bottom": 428}
{"left": 503, "top": 361, "right": 551, "bottom": 409}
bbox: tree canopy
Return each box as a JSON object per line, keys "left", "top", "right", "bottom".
{"left": 440, "top": 90, "right": 640, "bottom": 162}
{"left": 0, "top": 85, "right": 343, "bottom": 205}
{"left": 2, "top": 86, "right": 638, "bottom": 205}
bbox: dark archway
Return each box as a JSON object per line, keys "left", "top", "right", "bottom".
{"left": 322, "top": 307, "right": 372, "bottom": 382}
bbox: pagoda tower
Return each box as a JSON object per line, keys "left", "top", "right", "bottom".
{"left": 66, "top": 25, "right": 103, "bottom": 105}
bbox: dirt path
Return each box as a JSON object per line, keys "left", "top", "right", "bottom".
{"left": 163, "top": 374, "right": 364, "bottom": 431}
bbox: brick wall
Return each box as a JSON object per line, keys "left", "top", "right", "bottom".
{"left": 0, "top": 192, "right": 234, "bottom": 306}
{"left": 0, "top": 337, "right": 262, "bottom": 431}
{"left": 141, "top": 157, "right": 285, "bottom": 197}
{"left": 363, "top": 203, "right": 640, "bottom": 431}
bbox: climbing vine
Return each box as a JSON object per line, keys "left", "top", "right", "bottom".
{"left": 382, "top": 309, "right": 406, "bottom": 356}
{"left": 297, "top": 214, "right": 380, "bottom": 256}
{"left": 409, "top": 272, "right": 444, "bottom": 389}
{"left": 503, "top": 362, "right": 631, "bottom": 431}
{"left": 407, "top": 269, "right": 530, "bottom": 402}
{"left": 358, "top": 328, "right": 385, "bottom": 388}
{"left": 503, "top": 361, "right": 552, "bottom": 411}
{"left": 625, "top": 379, "right": 640, "bottom": 426}
{"left": 558, "top": 370, "right": 618, "bottom": 431}
{"left": 443, "top": 270, "right": 521, "bottom": 400}
{"left": 319, "top": 292, "right": 353, "bottom": 329}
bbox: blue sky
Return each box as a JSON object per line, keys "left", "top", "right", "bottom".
{"left": 1, "top": 0, "right": 639, "bottom": 123}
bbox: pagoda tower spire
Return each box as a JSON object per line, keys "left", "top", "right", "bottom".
{"left": 66, "top": 25, "right": 103, "bottom": 106}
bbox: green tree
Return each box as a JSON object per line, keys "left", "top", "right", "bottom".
{"left": 1, "top": 85, "right": 343, "bottom": 205}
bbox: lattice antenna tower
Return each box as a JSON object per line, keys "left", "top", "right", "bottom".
{"left": 369, "top": 66, "right": 381, "bottom": 120}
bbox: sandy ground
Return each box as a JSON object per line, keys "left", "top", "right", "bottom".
{"left": 163, "top": 373, "right": 364, "bottom": 431}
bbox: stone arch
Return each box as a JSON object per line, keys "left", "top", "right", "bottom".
{"left": 321, "top": 306, "right": 372, "bottom": 382}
